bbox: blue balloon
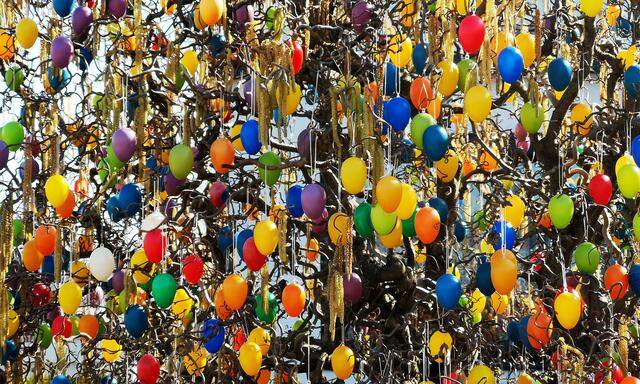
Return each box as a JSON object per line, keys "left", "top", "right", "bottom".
{"left": 435, "top": 273, "right": 462, "bottom": 310}
{"left": 145, "top": 156, "right": 158, "bottom": 170}
{"left": 384, "top": 62, "right": 398, "bottom": 96}
{"left": 497, "top": 47, "right": 524, "bottom": 84}
{"left": 476, "top": 261, "right": 494, "bottom": 296}
{"left": 107, "top": 196, "right": 124, "bottom": 222}
{"left": 286, "top": 185, "right": 305, "bottom": 218}
{"left": 383, "top": 97, "right": 411, "bottom": 133}
{"left": 234, "top": 229, "right": 253, "bottom": 260}
{"left": 79, "top": 46, "right": 93, "bottom": 72}
{"left": 2, "top": 340, "right": 17, "bottom": 364}
{"left": 422, "top": 125, "right": 449, "bottom": 161}
{"left": 547, "top": 58, "right": 573, "bottom": 91}
{"left": 241, "top": 119, "right": 262, "bottom": 155}
{"left": 624, "top": 64, "right": 640, "bottom": 99}
{"left": 412, "top": 43, "right": 429, "bottom": 74}
{"left": 47, "top": 68, "right": 71, "bottom": 92}
{"left": 507, "top": 320, "right": 520, "bottom": 343}
{"left": 632, "top": 135, "right": 640, "bottom": 166}
{"left": 454, "top": 220, "right": 467, "bottom": 242}
{"left": 428, "top": 197, "right": 448, "bottom": 223}
{"left": 53, "top": 0, "right": 74, "bottom": 17}
{"left": 491, "top": 220, "right": 516, "bottom": 250}
{"left": 41, "top": 255, "right": 54, "bottom": 275}
{"left": 118, "top": 183, "right": 142, "bottom": 217}
{"left": 518, "top": 316, "right": 533, "bottom": 349}
{"left": 201, "top": 319, "right": 225, "bottom": 353}
{"left": 217, "top": 226, "right": 233, "bottom": 252}
{"left": 51, "top": 375, "right": 72, "bottom": 384}
{"left": 209, "top": 33, "right": 226, "bottom": 56}
{"left": 629, "top": 264, "right": 640, "bottom": 296}
{"left": 124, "top": 305, "right": 148, "bottom": 338}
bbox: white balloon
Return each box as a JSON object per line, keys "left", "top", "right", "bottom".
{"left": 89, "top": 247, "right": 115, "bottom": 282}
{"left": 140, "top": 211, "right": 166, "bottom": 232}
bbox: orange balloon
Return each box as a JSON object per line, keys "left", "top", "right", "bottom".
{"left": 490, "top": 249, "right": 518, "bottom": 295}
{"left": 22, "top": 239, "right": 44, "bottom": 272}
{"left": 222, "top": 274, "right": 248, "bottom": 310}
{"left": 415, "top": 207, "right": 441, "bottom": 244}
{"left": 256, "top": 369, "right": 271, "bottom": 384}
{"left": 35, "top": 225, "right": 56, "bottom": 255}
{"left": 307, "top": 238, "right": 319, "bottom": 261}
{"left": 0, "top": 30, "right": 15, "bottom": 61}
{"left": 282, "top": 283, "right": 306, "bottom": 317}
{"left": 427, "top": 93, "right": 442, "bottom": 119}
{"left": 410, "top": 77, "right": 434, "bottom": 110}
{"left": 526, "top": 303, "right": 553, "bottom": 349}
{"left": 479, "top": 150, "right": 499, "bottom": 172}
{"left": 215, "top": 287, "right": 233, "bottom": 320}
{"left": 365, "top": 82, "right": 379, "bottom": 102}
{"left": 56, "top": 192, "right": 76, "bottom": 218}
{"left": 620, "top": 377, "right": 640, "bottom": 384}
{"left": 78, "top": 314, "right": 99, "bottom": 339}
{"left": 604, "top": 264, "right": 629, "bottom": 300}
{"left": 210, "top": 138, "right": 235, "bottom": 174}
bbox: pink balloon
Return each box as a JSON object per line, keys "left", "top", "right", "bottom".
{"left": 458, "top": 15, "right": 485, "bottom": 55}
{"left": 514, "top": 123, "right": 528, "bottom": 141}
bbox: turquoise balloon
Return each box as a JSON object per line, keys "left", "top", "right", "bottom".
{"left": 151, "top": 273, "right": 177, "bottom": 309}
{"left": 410, "top": 113, "right": 436, "bottom": 150}
{"left": 1, "top": 121, "right": 24, "bottom": 151}
{"left": 574, "top": 241, "right": 600, "bottom": 274}
{"left": 354, "top": 202, "right": 374, "bottom": 238}
{"left": 548, "top": 193, "right": 574, "bottom": 229}
{"left": 370, "top": 204, "right": 397, "bottom": 235}
{"left": 169, "top": 143, "right": 194, "bottom": 180}
{"left": 258, "top": 151, "right": 282, "bottom": 187}
{"left": 618, "top": 164, "right": 640, "bottom": 199}
{"left": 402, "top": 209, "right": 417, "bottom": 237}
{"left": 521, "top": 102, "right": 545, "bottom": 134}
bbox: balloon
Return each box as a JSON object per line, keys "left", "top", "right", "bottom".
{"left": 574, "top": 242, "right": 600, "bottom": 274}
{"left": 1, "top": 121, "right": 24, "bottom": 151}
{"left": 16, "top": 18, "right": 38, "bottom": 49}
{"left": 210, "top": 138, "right": 235, "bottom": 174}
{"left": 331, "top": 345, "right": 355, "bottom": 380}
{"left": 183, "top": 346, "right": 207, "bottom": 375}
{"left": 51, "top": 36, "right": 74, "bottom": 68}
{"left": 383, "top": 97, "right": 411, "bottom": 133}
{"left": 469, "top": 288, "right": 486, "bottom": 314}
{"left": 248, "top": 327, "right": 271, "bottom": 355}
{"left": 547, "top": 58, "right": 573, "bottom": 91}
{"left": 5, "top": 65, "right": 24, "bottom": 91}
{"left": 151, "top": 273, "right": 177, "bottom": 308}
{"left": 436, "top": 273, "right": 462, "bottom": 310}
{"left": 589, "top": 174, "right": 613, "bottom": 205}
{"left": 554, "top": 290, "right": 582, "bottom": 330}
{"left": 548, "top": 193, "right": 574, "bottom": 229}
{"left": 520, "top": 102, "right": 545, "bottom": 134}
{"left": 490, "top": 249, "right": 517, "bottom": 295}
{"left": 171, "top": 288, "right": 194, "bottom": 319}
{"left": 412, "top": 43, "right": 428, "bottom": 74}
{"left": 286, "top": 185, "right": 304, "bottom": 217}
{"left": 169, "top": 143, "right": 194, "bottom": 180}
{"left": 222, "top": 274, "right": 248, "bottom": 310}
{"left": 51, "top": 375, "right": 72, "bottom": 384}
{"left": 396, "top": 183, "right": 417, "bottom": 220}
{"left": 376, "top": 176, "right": 402, "bottom": 213}
{"left": 111, "top": 127, "right": 137, "bottom": 163}
{"left": 89, "top": 247, "right": 115, "bottom": 282}
{"left": 580, "top": 0, "right": 603, "bottom": 17}
{"left": 58, "top": 281, "right": 82, "bottom": 315}
{"left": 492, "top": 220, "right": 515, "bottom": 250}
{"left": 624, "top": 65, "right": 640, "bottom": 99}
{"left": 243, "top": 237, "right": 267, "bottom": 271}
{"left": 199, "top": 0, "right": 224, "bottom": 25}
{"left": 571, "top": 103, "right": 593, "bottom": 135}
{"left": 370, "top": 204, "right": 397, "bottom": 235}
{"left": 343, "top": 273, "right": 363, "bottom": 304}
{"left": 0, "top": 29, "right": 15, "bottom": 61}
{"left": 605, "top": 264, "right": 629, "bottom": 300}
{"left": 354, "top": 202, "right": 374, "bottom": 237}
{"left": 241, "top": 119, "right": 262, "bottom": 155}
{"left": 328, "top": 212, "right": 351, "bottom": 245}
{"left": 352, "top": 1, "right": 373, "bottom": 32}
{"left": 410, "top": 113, "right": 436, "bottom": 150}
{"left": 201, "top": 319, "right": 225, "bottom": 353}
{"left": 143, "top": 229, "right": 167, "bottom": 263}
{"left": 476, "top": 261, "right": 495, "bottom": 296}
{"left": 410, "top": 77, "right": 434, "bottom": 110}
{"left": 437, "top": 61, "right": 459, "bottom": 97}
{"left": 255, "top": 291, "right": 278, "bottom": 324}
{"left": 282, "top": 282, "right": 306, "bottom": 317}
{"left": 388, "top": 35, "right": 413, "bottom": 68}
{"left": 468, "top": 365, "right": 496, "bottom": 384}
{"left": 464, "top": 85, "right": 492, "bottom": 123}
{"left": 257, "top": 151, "right": 282, "bottom": 187}
{"left": 209, "top": 181, "right": 229, "bottom": 208}
{"left": 515, "top": 32, "right": 536, "bottom": 67}
{"left": 124, "top": 305, "right": 148, "bottom": 338}
{"left": 239, "top": 341, "right": 262, "bottom": 376}
{"left": 428, "top": 330, "right": 452, "bottom": 361}
{"left": 526, "top": 304, "right": 553, "bottom": 349}
{"left": 415, "top": 207, "right": 440, "bottom": 244}
{"left": 422, "top": 125, "right": 449, "bottom": 161}
{"left": 498, "top": 47, "right": 524, "bottom": 83}
{"left": 137, "top": 354, "right": 161, "bottom": 384}
{"left": 502, "top": 195, "right": 525, "bottom": 228}
{"left": 491, "top": 292, "right": 509, "bottom": 314}
{"left": 341, "top": 157, "right": 367, "bottom": 194}
{"left": 384, "top": 61, "right": 399, "bottom": 95}
{"left": 102, "top": 339, "right": 122, "bottom": 362}
{"left": 379, "top": 218, "right": 403, "bottom": 248}
{"left": 254, "top": 220, "right": 278, "bottom": 256}
{"left": 53, "top": 0, "right": 74, "bottom": 16}
{"left": 72, "top": 6, "right": 93, "bottom": 34}
{"left": 458, "top": 15, "right": 485, "bottom": 54}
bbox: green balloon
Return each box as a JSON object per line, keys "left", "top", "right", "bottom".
{"left": 354, "top": 202, "right": 374, "bottom": 238}
{"left": 521, "top": 102, "right": 545, "bottom": 134}
{"left": 151, "top": 273, "right": 177, "bottom": 309}
{"left": 139, "top": 279, "right": 152, "bottom": 293}
{"left": 630, "top": 323, "right": 640, "bottom": 339}
{"left": 472, "top": 311, "right": 482, "bottom": 324}
{"left": 5, "top": 65, "right": 24, "bottom": 92}
{"left": 457, "top": 59, "right": 476, "bottom": 91}
{"left": 472, "top": 210, "right": 488, "bottom": 231}
{"left": 98, "top": 316, "right": 106, "bottom": 337}
{"left": 265, "top": 6, "right": 277, "bottom": 29}
{"left": 169, "top": 143, "right": 194, "bottom": 180}
{"left": 410, "top": 113, "right": 436, "bottom": 150}
{"left": 458, "top": 294, "right": 471, "bottom": 309}
{"left": 574, "top": 241, "right": 600, "bottom": 274}
{"left": 255, "top": 292, "right": 278, "bottom": 324}
{"left": 1, "top": 121, "right": 24, "bottom": 151}
{"left": 402, "top": 209, "right": 417, "bottom": 237}
{"left": 36, "top": 323, "right": 52, "bottom": 349}
{"left": 370, "top": 204, "right": 397, "bottom": 236}
{"left": 12, "top": 219, "right": 23, "bottom": 243}
{"left": 70, "top": 315, "right": 80, "bottom": 336}
{"left": 117, "top": 290, "right": 128, "bottom": 314}
{"left": 548, "top": 193, "right": 574, "bottom": 229}
{"left": 106, "top": 145, "right": 124, "bottom": 169}
{"left": 618, "top": 164, "right": 640, "bottom": 199}
{"left": 97, "top": 159, "right": 117, "bottom": 187}
{"left": 258, "top": 151, "right": 282, "bottom": 187}
{"left": 175, "top": 63, "right": 186, "bottom": 92}
{"left": 293, "top": 319, "right": 309, "bottom": 333}
{"left": 633, "top": 213, "right": 640, "bottom": 240}
{"left": 92, "top": 94, "right": 106, "bottom": 113}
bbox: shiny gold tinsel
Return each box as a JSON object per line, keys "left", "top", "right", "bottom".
{"left": 0, "top": 197, "right": 13, "bottom": 353}
{"left": 619, "top": 317, "right": 629, "bottom": 374}
{"left": 277, "top": 209, "right": 288, "bottom": 264}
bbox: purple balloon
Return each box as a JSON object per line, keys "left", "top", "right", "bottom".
{"left": 240, "top": 78, "right": 254, "bottom": 104}
{"left": 89, "top": 286, "right": 105, "bottom": 306}
{"left": 513, "top": 123, "right": 527, "bottom": 141}
{"left": 343, "top": 273, "right": 363, "bottom": 304}
{"left": 111, "top": 269, "right": 126, "bottom": 294}
{"left": 352, "top": 1, "right": 373, "bottom": 33}
{"left": 111, "top": 127, "right": 137, "bottom": 162}
{"left": 72, "top": 7, "right": 93, "bottom": 35}
{"left": 108, "top": 0, "right": 126, "bottom": 18}
{"left": 297, "top": 128, "right": 317, "bottom": 161}
{"left": 312, "top": 208, "right": 329, "bottom": 233}
{"left": 0, "top": 141, "right": 8, "bottom": 168}
{"left": 19, "top": 160, "right": 40, "bottom": 181}
{"left": 164, "top": 172, "right": 185, "bottom": 196}
{"left": 51, "top": 36, "right": 74, "bottom": 68}
{"left": 235, "top": 4, "right": 254, "bottom": 30}
{"left": 302, "top": 184, "right": 326, "bottom": 220}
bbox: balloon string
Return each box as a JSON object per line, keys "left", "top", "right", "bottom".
{"left": 560, "top": 244, "right": 567, "bottom": 290}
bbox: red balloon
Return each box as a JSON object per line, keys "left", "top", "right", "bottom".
{"left": 595, "top": 360, "right": 625, "bottom": 384}
{"left": 209, "top": 181, "right": 228, "bottom": 209}
{"left": 242, "top": 237, "right": 267, "bottom": 272}
{"left": 290, "top": 41, "right": 304, "bottom": 75}
{"left": 137, "top": 354, "right": 161, "bottom": 384}
{"left": 604, "top": 264, "right": 629, "bottom": 300}
{"left": 52, "top": 315, "right": 72, "bottom": 339}
{"left": 182, "top": 254, "right": 204, "bottom": 285}
{"left": 589, "top": 173, "right": 613, "bottom": 205}
{"left": 143, "top": 228, "right": 167, "bottom": 264}
{"left": 31, "top": 283, "right": 51, "bottom": 307}
{"left": 233, "top": 327, "right": 246, "bottom": 350}
{"left": 458, "top": 15, "right": 485, "bottom": 55}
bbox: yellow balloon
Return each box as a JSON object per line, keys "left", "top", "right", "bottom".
{"left": 606, "top": 5, "right": 621, "bottom": 26}
{"left": 45, "top": 174, "right": 70, "bottom": 208}
{"left": 517, "top": 373, "right": 535, "bottom": 384}
{"left": 470, "top": 288, "right": 486, "bottom": 314}
{"left": 435, "top": 150, "right": 460, "bottom": 183}
{"left": 172, "top": 288, "right": 194, "bottom": 319}
{"left": 428, "top": 330, "right": 452, "bottom": 362}
{"left": 399, "top": 0, "right": 418, "bottom": 26}
{"left": 59, "top": 281, "right": 82, "bottom": 315}
{"left": 515, "top": 33, "right": 536, "bottom": 67}
{"left": 341, "top": 157, "right": 367, "bottom": 194}
{"left": 580, "top": 0, "right": 603, "bottom": 17}
{"left": 7, "top": 309, "right": 19, "bottom": 338}
{"left": 102, "top": 339, "right": 122, "bottom": 363}
{"left": 395, "top": 183, "right": 417, "bottom": 220}
{"left": 281, "top": 82, "right": 302, "bottom": 116}
{"left": 184, "top": 346, "right": 208, "bottom": 375}
{"left": 131, "top": 249, "right": 156, "bottom": 284}
{"left": 504, "top": 194, "right": 526, "bottom": 228}
{"left": 448, "top": 264, "right": 461, "bottom": 280}
{"left": 437, "top": 61, "right": 459, "bottom": 97}
{"left": 616, "top": 154, "right": 635, "bottom": 176}
{"left": 468, "top": 364, "right": 496, "bottom": 384}
{"left": 16, "top": 18, "right": 38, "bottom": 49}
{"left": 380, "top": 218, "right": 403, "bottom": 248}
{"left": 491, "top": 292, "right": 509, "bottom": 315}
{"left": 331, "top": 345, "right": 355, "bottom": 380}
{"left": 254, "top": 220, "right": 278, "bottom": 255}
{"left": 554, "top": 291, "right": 581, "bottom": 330}
{"left": 465, "top": 85, "right": 492, "bottom": 123}
{"left": 388, "top": 35, "right": 413, "bottom": 68}
{"left": 181, "top": 50, "right": 199, "bottom": 77}
{"left": 193, "top": 5, "right": 207, "bottom": 29}
{"left": 160, "top": 0, "right": 177, "bottom": 14}
{"left": 230, "top": 124, "right": 244, "bottom": 151}
{"left": 199, "top": 0, "right": 225, "bottom": 26}
{"left": 490, "top": 31, "right": 514, "bottom": 65}
{"left": 415, "top": 245, "right": 427, "bottom": 264}
{"left": 455, "top": 0, "right": 469, "bottom": 14}
{"left": 328, "top": 212, "right": 352, "bottom": 245}
{"left": 480, "top": 238, "right": 495, "bottom": 254}
{"left": 239, "top": 341, "right": 263, "bottom": 376}
{"left": 248, "top": 327, "right": 271, "bottom": 356}
{"left": 72, "top": 260, "right": 90, "bottom": 286}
